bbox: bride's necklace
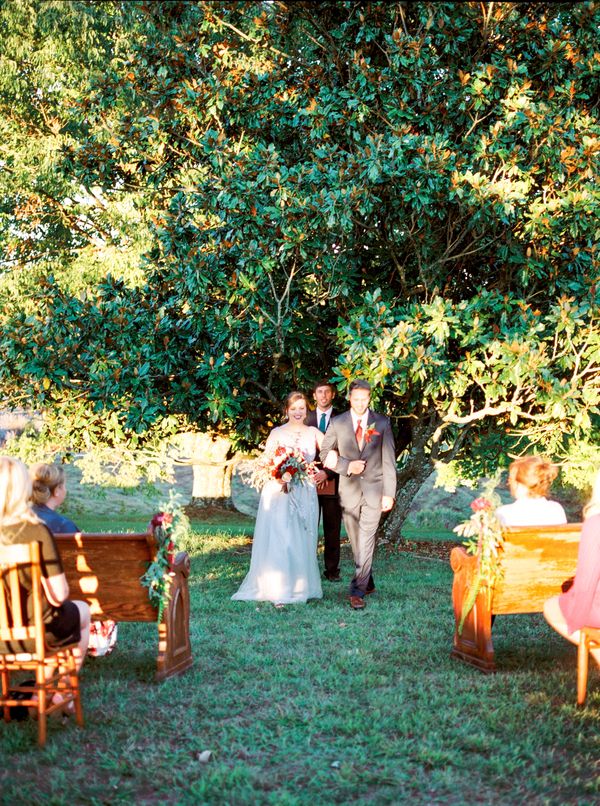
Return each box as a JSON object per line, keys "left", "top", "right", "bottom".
{"left": 286, "top": 425, "right": 304, "bottom": 446}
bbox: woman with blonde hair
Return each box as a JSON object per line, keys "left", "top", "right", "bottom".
{"left": 544, "top": 470, "right": 600, "bottom": 665}
{"left": 496, "top": 455, "right": 567, "bottom": 527}
{"left": 0, "top": 457, "right": 90, "bottom": 677}
{"left": 30, "top": 462, "right": 117, "bottom": 658}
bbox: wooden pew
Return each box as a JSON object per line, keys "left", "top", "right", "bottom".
{"left": 450, "top": 524, "right": 581, "bottom": 672}
{"left": 55, "top": 530, "right": 193, "bottom": 682}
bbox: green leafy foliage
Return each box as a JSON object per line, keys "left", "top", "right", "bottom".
{"left": 1, "top": 2, "right": 598, "bottom": 527}
{"left": 334, "top": 288, "right": 600, "bottom": 454}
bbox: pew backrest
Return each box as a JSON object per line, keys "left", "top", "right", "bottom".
{"left": 55, "top": 532, "right": 158, "bottom": 621}
{"left": 450, "top": 523, "right": 582, "bottom": 672}
{"left": 492, "top": 524, "right": 581, "bottom": 614}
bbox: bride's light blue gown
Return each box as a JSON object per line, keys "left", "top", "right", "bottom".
{"left": 232, "top": 426, "right": 323, "bottom": 604}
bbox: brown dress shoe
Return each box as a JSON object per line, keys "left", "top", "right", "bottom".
{"left": 350, "top": 596, "right": 366, "bottom": 610}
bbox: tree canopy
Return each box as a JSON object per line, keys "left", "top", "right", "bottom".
{"left": 1, "top": 1, "right": 599, "bottom": 524}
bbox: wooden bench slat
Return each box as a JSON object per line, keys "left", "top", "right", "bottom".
{"left": 55, "top": 532, "right": 193, "bottom": 681}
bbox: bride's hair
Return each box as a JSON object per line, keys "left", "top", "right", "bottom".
{"left": 283, "top": 391, "right": 310, "bottom": 415}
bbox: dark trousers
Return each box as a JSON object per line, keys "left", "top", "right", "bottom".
{"left": 318, "top": 494, "right": 342, "bottom": 576}
{"left": 341, "top": 496, "right": 381, "bottom": 597}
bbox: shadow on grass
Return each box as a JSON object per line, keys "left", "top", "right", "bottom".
{"left": 85, "top": 630, "right": 159, "bottom": 683}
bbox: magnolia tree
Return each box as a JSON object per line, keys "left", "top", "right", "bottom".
{"left": 332, "top": 289, "right": 600, "bottom": 534}
{"left": 0, "top": 1, "right": 599, "bottom": 522}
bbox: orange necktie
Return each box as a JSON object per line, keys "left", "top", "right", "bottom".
{"left": 355, "top": 420, "right": 363, "bottom": 448}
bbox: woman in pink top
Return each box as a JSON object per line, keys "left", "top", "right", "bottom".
{"left": 544, "top": 470, "right": 600, "bottom": 666}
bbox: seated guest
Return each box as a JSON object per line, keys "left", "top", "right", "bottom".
{"left": 544, "top": 469, "right": 600, "bottom": 666}
{"left": 496, "top": 455, "right": 567, "bottom": 527}
{"left": 30, "top": 463, "right": 118, "bottom": 658}
{"left": 30, "top": 462, "right": 79, "bottom": 534}
{"left": 0, "top": 456, "right": 90, "bottom": 678}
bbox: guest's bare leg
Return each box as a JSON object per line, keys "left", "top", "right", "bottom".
{"left": 72, "top": 600, "right": 91, "bottom": 672}
{"left": 544, "top": 596, "right": 600, "bottom": 667}
{"left": 543, "top": 597, "right": 579, "bottom": 644}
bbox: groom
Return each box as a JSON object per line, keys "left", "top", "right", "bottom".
{"left": 320, "top": 379, "right": 396, "bottom": 610}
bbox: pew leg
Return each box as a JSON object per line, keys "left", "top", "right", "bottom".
{"left": 156, "top": 560, "right": 193, "bottom": 682}
{"left": 451, "top": 590, "right": 495, "bottom": 673}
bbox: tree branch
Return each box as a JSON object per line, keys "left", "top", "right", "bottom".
{"left": 201, "top": 3, "right": 296, "bottom": 62}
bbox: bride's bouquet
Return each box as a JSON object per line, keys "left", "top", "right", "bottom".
{"left": 249, "top": 445, "right": 314, "bottom": 493}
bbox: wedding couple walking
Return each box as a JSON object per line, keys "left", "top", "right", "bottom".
{"left": 232, "top": 380, "right": 397, "bottom": 610}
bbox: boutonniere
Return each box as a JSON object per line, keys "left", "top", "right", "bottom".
{"left": 363, "top": 424, "right": 380, "bottom": 444}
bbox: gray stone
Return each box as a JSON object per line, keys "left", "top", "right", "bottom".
{"left": 405, "top": 472, "right": 510, "bottom": 530}
{"left": 231, "top": 460, "right": 260, "bottom": 517}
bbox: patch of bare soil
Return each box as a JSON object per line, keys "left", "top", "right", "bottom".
{"left": 394, "top": 539, "right": 459, "bottom": 562}
{"left": 183, "top": 503, "right": 254, "bottom": 522}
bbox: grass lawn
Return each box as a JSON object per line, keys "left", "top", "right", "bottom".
{"left": 1, "top": 506, "right": 599, "bottom": 804}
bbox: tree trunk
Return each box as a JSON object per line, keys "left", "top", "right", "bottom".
{"left": 175, "top": 432, "right": 242, "bottom": 508}
{"left": 383, "top": 454, "right": 434, "bottom": 541}
{"left": 383, "top": 411, "right": 443, "bottom": 541}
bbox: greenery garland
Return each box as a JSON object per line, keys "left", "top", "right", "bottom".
{"left": 453, "top": 492, "right": 505, "bottom": 633}
{"left": 140, "top": 499, "right": 190, "bottom": 620}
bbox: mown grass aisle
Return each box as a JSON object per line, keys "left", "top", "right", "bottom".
{"left": 1, "top": 527, "right": 598, "bottom": 805}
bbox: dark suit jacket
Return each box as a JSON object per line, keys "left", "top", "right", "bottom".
{"left": 320, "top": 409, "right": 396, "bottom": 509}
{"left": 307, "top": 407, "right": 339, "bottom": 497}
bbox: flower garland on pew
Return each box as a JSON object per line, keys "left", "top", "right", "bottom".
{"left": 453, "top": 494, "right": 504, "bottom": 633}
{"left": 141, "top": 504, "right": 190, "bottom": 619}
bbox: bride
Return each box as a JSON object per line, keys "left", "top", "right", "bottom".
{"left": 232, "top": 391, "right": 328, "bottom": 605}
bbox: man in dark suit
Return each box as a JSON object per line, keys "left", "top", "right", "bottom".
{"left": 320, "top": 379, "right": 396, "bottom": 610}
{"left": 306, "top": 381, "right": 343, "bottom": 582}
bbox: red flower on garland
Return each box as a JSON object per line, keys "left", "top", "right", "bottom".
{"left": 470, "top": 497, "right": 493, "bottom": 513}
{"left": 151, "top": 512, "right": 174, "bottom": 529}
{"left": 149, "top": 512, "right": 176, "bottom": 566}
